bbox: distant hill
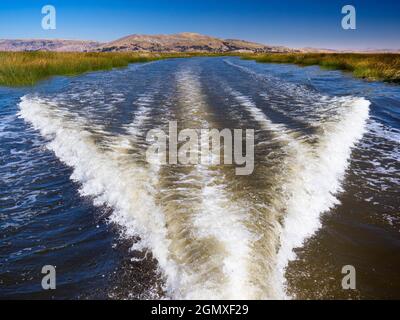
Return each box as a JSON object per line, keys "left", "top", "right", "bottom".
{"left": 98, "top": 32, "right": 295, "bottom": 53}
{"left": 0, "top": 39, "right": 102, "bottom": 52}
{"left": 0, "top": 33, "right": 397, "bottom": 53}
{"left": 300, "top": 47, "right": 338, "bottom": 53}
{"left": 0, "top": 33, "right": 295, "bottom": 53}
{"left": 300, "top": 47, "right": 400, "bottom": 53}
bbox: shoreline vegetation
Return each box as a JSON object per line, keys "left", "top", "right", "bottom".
{"left": 0, "top": 51, "right": 200, "bottom": 87}
{"left": 0, "top": 51, "right": 399, "bottom": 87}
{"left": 242, "top": 53, "right": 400, "bottom": 83}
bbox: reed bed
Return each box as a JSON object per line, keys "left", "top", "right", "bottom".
{"left": 0, "top": 51, "right": 183, "bottom": 86}
{"left": 241, "top": 53, "right": 400, "bottom": 83}
{"left": 1, "top": 51, "right": 399, "bottom": 86}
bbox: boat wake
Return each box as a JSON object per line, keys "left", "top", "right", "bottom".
{"left": 18, "top": 60, "right": 370, "bottom": 299}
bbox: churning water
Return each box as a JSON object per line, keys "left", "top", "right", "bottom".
{"left": 1, "top": 57, "right": 399, "bottom": 299}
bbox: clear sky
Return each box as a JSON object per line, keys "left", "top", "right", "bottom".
{"left": 0, "top": 0, "right": 399, "bottom": 50}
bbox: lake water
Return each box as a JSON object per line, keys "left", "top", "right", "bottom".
{"left": 1, "top": 57, "right": 399, "bottom": 299}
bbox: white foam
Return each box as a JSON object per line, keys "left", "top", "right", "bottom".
{"left": 18, "top": 71, "right": 370, "bottom": 300}
{"left": 18, "top": 95, "right": 181, "bottom": 298}
{"left": 172, "top": 68, "right": 257, "bottom": 299}
{"left": 228, "top": 88, "right": 370, "bottom": 298}
{"left": 276, "top": 96, "right": 370, "bottom": 290}
{"left": 125, "top": 93, "right": 155, "bottom": 137}
{"left": 18, "top": 85, "right": 256, "bottom": 299}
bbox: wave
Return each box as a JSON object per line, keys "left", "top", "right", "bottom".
{"left": 226, "top": 87, "right": 370, "bottom": 297}
{"left": 18, "top": 95, "right": 179, "bottom": 299}
{"left": 18, "top": 62, "right": 370, "bottom": 299}
{"left": 156, "top": 68, "right": 257, "bottom": 299}
{"left": 18, "top": 75, "right": 256, "bottom": 299}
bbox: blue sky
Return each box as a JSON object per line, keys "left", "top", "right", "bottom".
{"left": 0, "top": 0, "right": 399, "bottom": 49}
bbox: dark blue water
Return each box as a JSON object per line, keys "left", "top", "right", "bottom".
{"left": 0, "top": 57, "right": 399, "bottom": 299}
{"left": 0, "top": 83, "right": 116, "bottom": 298}
{"left": 0, "top": 63, "right": 170, "bottom": 299}
{"left": 232, "top": 60, "right": 400, "bottom": 299}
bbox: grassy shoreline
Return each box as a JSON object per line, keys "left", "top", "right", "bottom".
{"left": 1, "top": 51, "right": 399, "bottom": 87}
{"left": 241, "top": 53, "right": 400, "bottom": 83}
{"left": 0, "top": 51, "right": 210, "bottom": 87}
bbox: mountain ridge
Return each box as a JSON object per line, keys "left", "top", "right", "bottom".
{"left": 0, "top": 32, "right": 295, "bottom": 53}
{"left": 1, "top": 33, "right": 398, "bottom": 53}
{"left": 98, "top": 32, "right": 295, "bottom": 53}
{"left": 0, "top": 39, "right": 102, "bottom": 52}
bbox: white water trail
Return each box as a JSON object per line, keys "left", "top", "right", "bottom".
{"left": 228, "top": 88, "right": 370, "bottom": 298}
{"left": 19, "top": 63, "right": 370, "bottom": 300}
{"left": 18, "top": 82, "right": 255, "bottom": 299}
{"left": 18, "top": 95, "right": 182, "bottom": 298}
{"left": 169, "top": 68, "right": 256, "bottom": 299}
